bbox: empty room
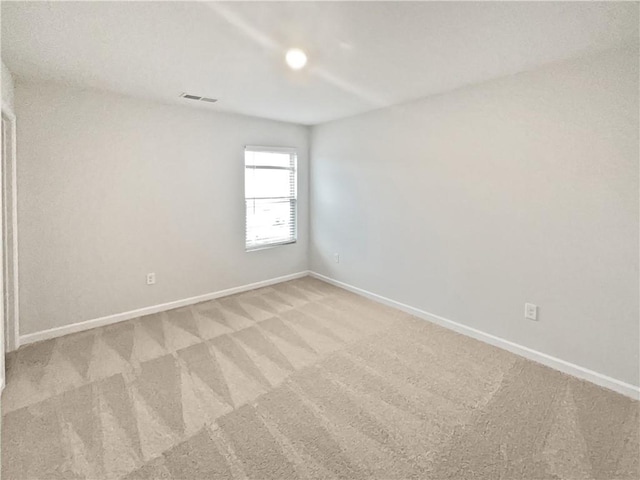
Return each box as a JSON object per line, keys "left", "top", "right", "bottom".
{"left": 0, "top": 1, "right": 638, "bottom": 479}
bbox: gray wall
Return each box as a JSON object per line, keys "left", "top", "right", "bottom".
{"left": 310, "top": 47, "right": 639, "bottom": 386}
{"left": 16, "top": 82, "right": 309, "bottom": 335}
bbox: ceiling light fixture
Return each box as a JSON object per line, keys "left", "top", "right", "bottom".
{"left": 285, "top": 48, "right": 307, "bottom": 70}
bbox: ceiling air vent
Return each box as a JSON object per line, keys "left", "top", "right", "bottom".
{"left": 179, "top": 93, "right": 218, "bottom": 103}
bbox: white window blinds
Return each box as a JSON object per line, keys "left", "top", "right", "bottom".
{"left": 245, "top": 146, "right": 297, "bottom": 250}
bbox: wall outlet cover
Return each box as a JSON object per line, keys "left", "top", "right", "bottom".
{"left": 525, "top": 303, "right": 538, "bottom": 321}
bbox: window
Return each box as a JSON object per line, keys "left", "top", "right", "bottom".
{"left": 245, "top": 146, "right": 297, "bottom": 250}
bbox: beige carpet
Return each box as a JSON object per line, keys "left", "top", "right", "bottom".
{"left": 2, "top": 277, "right": 638, "bottom": 479}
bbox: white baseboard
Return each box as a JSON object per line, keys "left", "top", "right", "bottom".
{"left": 310, "top": 271, "right": 640, "bottom": 400}
{"left": 19, "top": 271, "right": 310, "bottom": 347}
{"left": 18, "top": 269, "right": 639, "bottom": 400}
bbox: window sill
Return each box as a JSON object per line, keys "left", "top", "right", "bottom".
{"left": 246, "top": 240, "right": 297, "bottom": 252}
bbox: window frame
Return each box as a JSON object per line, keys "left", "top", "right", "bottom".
{"left": 244, "top": 145, "right": 298, "bottom": 252}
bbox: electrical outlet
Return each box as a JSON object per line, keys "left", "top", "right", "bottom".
{"left": 146, "top": 273, "right": 156, "bottom": 285}
{"left": 524, "top": 303, "right": 537, "bottom": 321}
{"left": 334, "top": 253, "right": 340, "bottom": 264}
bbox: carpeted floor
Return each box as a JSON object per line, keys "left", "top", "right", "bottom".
{"left": 2, "top": 276, "right": 638, "bottom": 479}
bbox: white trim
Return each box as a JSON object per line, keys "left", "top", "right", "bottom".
{"left": 19, "top": 271, "right": 310, "bottom": 346}
{"left": 245, "top": 145, "right": 297, "bottom": 154}
{"left": 309, "top": 271, "right": 640, "bottom": 400}
{"left": 1, "top": 103, "right": 19, "bottom": 352}
{"left": 1, "top": 102, "right": 15, "bottom": 122}
{"left": 10, "top": 107, "right": 18, "bottom": 352}
{"left": 0, "top": 108, "right": 6, "bottom": 393}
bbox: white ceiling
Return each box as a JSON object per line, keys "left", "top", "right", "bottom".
{"left": 2, "top": 1, "right": 638, "bottom": 125}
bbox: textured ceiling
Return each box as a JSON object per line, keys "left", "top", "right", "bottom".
{"left": 2, "top": 1, "right": 638, "bottom": 124}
